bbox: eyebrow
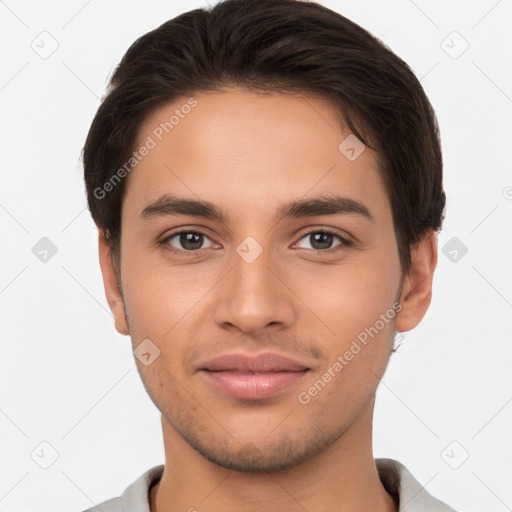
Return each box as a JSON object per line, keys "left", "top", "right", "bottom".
{"left": 140, "top": 193, "right": 373, "bottom": 223}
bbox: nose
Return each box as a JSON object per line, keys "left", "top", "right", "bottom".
{"left": 212, "top": 243, "right": 296, "bottom": 335}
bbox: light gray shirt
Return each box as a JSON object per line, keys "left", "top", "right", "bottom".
{"left": 80, "top": 458, "right": 457, "bottom": 511}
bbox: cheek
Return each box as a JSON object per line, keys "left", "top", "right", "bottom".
{"left": 120, "top": 249, "right": 211, "bottom": 374}
{"left": 121, "top": 244, "right": 200, "bottom": 325}
{"left": 292, "top": 254, "right": 399, "bottom": 341}
{"left": 299, "top": 326, "right": 394, "bottom": 419}
{"left": 294, "top": 251, "right": 400, "bottom": 402}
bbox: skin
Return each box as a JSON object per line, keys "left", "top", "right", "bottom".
{"left": 98, "top": 87, "right": 438, "bottom": 511}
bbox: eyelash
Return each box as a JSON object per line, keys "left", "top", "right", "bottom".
{"left": 159, "top": 228, "right": 352, "bottom": 258}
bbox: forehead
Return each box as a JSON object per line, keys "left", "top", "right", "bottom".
{"left": 122, "top": 88, "right": 389, "bottom": 223}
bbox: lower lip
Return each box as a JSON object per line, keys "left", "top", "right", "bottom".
{"left": 200, "top": 370, "right": 309, "bottom": 399}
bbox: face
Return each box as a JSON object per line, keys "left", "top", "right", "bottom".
{"left": 101, "top": 88, "right": 425, "bottom": 473}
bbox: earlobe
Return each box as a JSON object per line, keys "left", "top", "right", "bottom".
{"left": 98, "top": 231, "right": 129, "bottom": 336}
{"left": 395, "top": 230, "right": 438, "bottom": 333}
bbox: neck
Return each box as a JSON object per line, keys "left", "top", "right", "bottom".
{"left": 150, "top": 397, "right": 397, "bottom": 512}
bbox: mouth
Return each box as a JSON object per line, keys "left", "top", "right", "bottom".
{"left": 198, "top": 352, "right": 311, "bottom": 400}
{"left": 200, "top": 369, "right": 310, "bottom": 400}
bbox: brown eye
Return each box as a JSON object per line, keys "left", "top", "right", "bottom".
{"left": 162, "top": 230, "right": 215, "bottom": 255}
{"left": 295, "top": 230, "right": 350, "bottom": 252}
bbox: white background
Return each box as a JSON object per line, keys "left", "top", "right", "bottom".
{"left": 1, "top": 0, "right": 511, "bottom": 511}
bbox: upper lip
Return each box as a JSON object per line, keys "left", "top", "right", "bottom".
{"left": 199, "top": 352, "right": 310, "bottom": 372}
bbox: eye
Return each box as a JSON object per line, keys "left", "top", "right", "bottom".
{"left": 159, "top": 228, "right": 351, "bottom": 258}
{"left": 161, "top": 230, "right": 217, "bottom": 256}
{"left": 295, "top": 229, "right": 350, "bottom": 252}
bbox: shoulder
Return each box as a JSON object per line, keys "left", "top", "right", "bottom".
{"left": 80, "top": 496, "right": 122, "bottom": 512}
{"left": 376, "top": 458, "right": 458, "bottom": 511}
{"left": 77, "top": 464, "right": 164, "bottom": 512}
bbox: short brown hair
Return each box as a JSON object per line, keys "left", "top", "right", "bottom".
{"left": 82, "top": 0, "right": 445, "bottom": 275}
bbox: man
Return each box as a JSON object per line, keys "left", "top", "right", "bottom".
{"left": 81, "top": 0, "right": 456, "bottom": 510}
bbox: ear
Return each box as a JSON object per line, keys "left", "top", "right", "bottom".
{"left": 98, "top": 231, "right": 129, "bottom": 336}
{"left": 395, "top": 229, "right": 438, "bottom": 333}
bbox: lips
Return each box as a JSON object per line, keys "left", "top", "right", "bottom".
{"left": 200, "top": 352, "right": 310, "bottom": 372}
{"left": 199, "top": 352, "right": 310, "bottom": 400}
